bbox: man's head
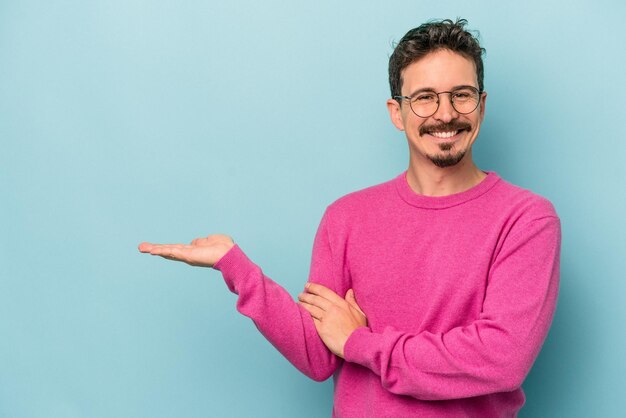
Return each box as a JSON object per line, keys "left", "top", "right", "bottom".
{"left": 387, "top": 19, "right": 487, "bottom": 169}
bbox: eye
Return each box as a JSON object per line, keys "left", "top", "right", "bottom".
{"left": 452, "top": 89, "right": 477, "bottom": 101}
{"left": 413, "top": 93, "right": 436, "bottom": 103}
{"left": 453, "top": 92, "right": 470, "bottom": 99}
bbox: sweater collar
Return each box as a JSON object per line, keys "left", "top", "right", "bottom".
{"left": 394, "top": 170, "right": 500, "bottom": 209}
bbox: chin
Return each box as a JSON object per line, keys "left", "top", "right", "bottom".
{"left": 428, "top": 150, "right": 466, "bottom": 168}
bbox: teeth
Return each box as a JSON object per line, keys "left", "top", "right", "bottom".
{"left": 430, "top": 131, "right": 458, "bottom": 139}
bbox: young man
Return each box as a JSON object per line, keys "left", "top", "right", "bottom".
{"left": 139, "top": 19, "right": 561, "bottom": 417}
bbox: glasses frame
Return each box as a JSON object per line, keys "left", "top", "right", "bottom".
{"left": 393, "top": 87, "right": 484, "bottom": 118}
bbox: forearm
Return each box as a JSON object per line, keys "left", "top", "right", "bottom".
{"left": 344, "top": 315, "right": 551, "bottom": 400}
{"left": 214, "top": 244, "right": 340, "bottom": 381}
{"left": 344, "top": 216, "right": 561, "bottom": 400}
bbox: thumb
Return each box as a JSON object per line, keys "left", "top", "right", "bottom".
{"left": 346, "top": 289, "right": 366, "bottom": 317}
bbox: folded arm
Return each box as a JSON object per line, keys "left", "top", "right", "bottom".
{"left": 301, "top": 216, "right": 561, "bottom": 400}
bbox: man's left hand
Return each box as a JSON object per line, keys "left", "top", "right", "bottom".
{"left": 298, "top": 283, "right": 367, "bottom": 358}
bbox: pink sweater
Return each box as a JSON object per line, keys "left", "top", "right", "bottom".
{"left": 213, "top": 171, "right": 561, "bottom": 417}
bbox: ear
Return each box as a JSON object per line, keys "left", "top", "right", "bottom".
{"left": 386, "top": 98, "right": 405, "bottom": 131}
{"left": 479, "top": 91, "right": 487, "bottom": 122}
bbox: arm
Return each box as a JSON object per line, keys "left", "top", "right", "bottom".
{"left": 139, "top": 210, "right": 344, "bottom": 381}
{"left": 301, "top": 215, "right": 561, "bottom": 399}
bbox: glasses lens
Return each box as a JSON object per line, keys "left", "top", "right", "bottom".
{"left": 409, "top": 92, "right": 439, "bottom": 118}
{"left": 451, "top": 88, "right": 480, "bottom": 114}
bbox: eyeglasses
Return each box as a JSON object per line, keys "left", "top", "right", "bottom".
{"left": 393, "top": 86, "right": 483, "bottom": 118}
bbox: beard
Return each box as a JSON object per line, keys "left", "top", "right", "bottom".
{"left": 419, "top": 121, "right": 471, "bottom": 168}
{"left": 428, "top": 147, "right": 466, "bottom": 167}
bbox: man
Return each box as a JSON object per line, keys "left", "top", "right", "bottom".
{"left": 139, "top": 18, "right": 560, "bottom": 417}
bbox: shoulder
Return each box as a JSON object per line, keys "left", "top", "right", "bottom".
{"left": 488, "top": 176, "right": 561, "bottom": 246}
{"left": 491, "top": 175, "right": 559, "bottom": 221}
{"left": 315, "top": 174, "right": 400, "bottom": 234}
{"left": 324, "top": 174, "right": 398, "bottom": 219}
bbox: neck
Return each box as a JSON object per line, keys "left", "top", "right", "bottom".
{"left": 406, "top": 152, "right": 486, "bottom": 197}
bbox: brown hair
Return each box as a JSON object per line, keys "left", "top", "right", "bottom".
{"left": 389, "top": 18, "right": 485, "bottom": 102}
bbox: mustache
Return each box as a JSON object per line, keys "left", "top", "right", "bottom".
{"left": 419, "top": 121, "right": 472, "bottom": 136}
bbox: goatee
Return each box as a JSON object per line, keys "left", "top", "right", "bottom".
{"left": 428, "top": 143, "right": 466, "bottom": 167}
{"left": 428, "top": 151, "right": 466, "bottom": 168}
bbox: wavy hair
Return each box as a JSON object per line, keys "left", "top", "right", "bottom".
{"left": 389, "top": 18, "right": 485, "bottom": 102}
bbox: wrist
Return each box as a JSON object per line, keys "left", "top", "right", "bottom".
{"left": 343, "top": 326, "right": 370, "bottom": 362}
{"left": 340, "top": 326, "right": 368, "bottom": 359}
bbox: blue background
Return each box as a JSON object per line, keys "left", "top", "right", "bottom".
{"left": 1, "top": 1, "right": 625, "bottom": 417}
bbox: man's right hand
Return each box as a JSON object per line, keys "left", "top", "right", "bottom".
{"left": 138, "top": 234, "right": 235, "bottom": 268}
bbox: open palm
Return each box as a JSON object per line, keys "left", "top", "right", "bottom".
{"left": 138, "top": 234, "right": 235, "bottom": 267}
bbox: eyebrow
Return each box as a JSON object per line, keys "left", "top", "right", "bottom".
{"left": 407, "top": 85, "right": 478, "bottom": 97}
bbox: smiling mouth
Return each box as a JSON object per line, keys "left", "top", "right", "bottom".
{"left": 428, "top": 130, "right": 462, "bottom": 139}
{"left": 419, "top": 122, "right": 471, "bottom": 138}
{"left": 426, "top": 128, "right": 470, "bottom": 143}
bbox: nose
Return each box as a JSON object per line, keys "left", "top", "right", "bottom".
{"left": 432, "top": 92, "right": 458, "bottom": 123}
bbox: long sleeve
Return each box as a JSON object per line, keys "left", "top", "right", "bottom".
{"left": 213, "top": 210, "right": 345, "bottom": 381}
{"left": 342, "top": 215, "right": 561, "bottom": 400}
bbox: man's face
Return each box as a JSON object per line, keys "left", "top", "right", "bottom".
{"left": 387, "top": 49, "right": 487, "bottom": 168}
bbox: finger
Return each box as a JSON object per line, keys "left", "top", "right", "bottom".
{"left": 139, "top": 242, "right": 186, "bottom": 253}
{"left": 345, "top": 289, "right": 366, "bottom": 317}
{"left": 299, "top": 301, "right": 325, "bottom": 321}
{"left": 138, "top": 242, "right": 154, "bottom": 252}
{"left": 298, "top": 292, "right": 333, "bottom": 311}
{"left": 311, "top": 317, "right": 322, "bottom": 329}
{"left": 304, "top": 283, "right": 345, "bottom": 305}
{"left": 147, "top": 244, "right": 193, "bottom": 261}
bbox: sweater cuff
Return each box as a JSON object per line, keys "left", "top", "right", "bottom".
{"left": 212, "top": 244, "right": 258, "bottom": 294}
{"left": 343, "top": 326, "right": 380, "bottom": 371}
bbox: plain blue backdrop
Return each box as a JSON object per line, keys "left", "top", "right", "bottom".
{"left": 1, "top": 1, "right": 625, "bottom": 417}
